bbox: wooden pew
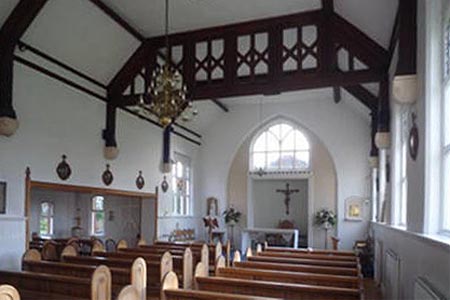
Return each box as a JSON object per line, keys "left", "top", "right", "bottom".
{"left": 94, "top": 247, "right": 194, "bottom": 289}
{"left": 257, "top": 251, "right": 358, "bottom": 262}
{"left": 139, "top": 242, "right": 219, "bottom": 270}
{"left": 0, "top": 285, "right": 20, "bottom": 300}
{"left": 195, "top": 276, "right": 363, "bottom": 300}
{"left": 264, "top": 245, "right": 355, "bottom": 257}
{"left": 247, "top": 255, "right": 358, "bottom": 268}
{"left": 0, "top": 265, "right": 111, "bottom": 300}
{"left": 161, "top": 271, "right": 281, "bottom": 300}
{"left": 62, "top": 251, "right": 171, "bottom": 296}
{"left": 22, "top": 249, "right": 147, "bottom": 300}
{"left": 216, "top": 266, "right": 360, "bottom": 289}
{"left": 233, "top": 261, "right": 358, "bottom": 276}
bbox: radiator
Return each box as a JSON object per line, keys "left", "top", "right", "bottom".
{"left": 384, "top": 250, "right": 400, "bottom": 300}
{"left": 374, "top": 239, "right": 383, "bottom": 285}
{"left": 414, "top": 277, "right": 445, "bottom": 300}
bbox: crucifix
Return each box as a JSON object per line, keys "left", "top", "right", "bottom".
{"left": 276, "top": 183, "right": 299, "bottom": 215}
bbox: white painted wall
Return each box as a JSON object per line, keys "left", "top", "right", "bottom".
{"left": 198, "top": 90, "right": 372, "bottom": 250}
{"left": 226, "top": 122, "right": 339, "bottom": 249}
{"left": 0, "top": 62, "right": 201, "bottom": 270}
{"left": 252, "top": 179, "right": 308, "bottom": 234}
{"left": 373, "top": 1, "right": 450, "bottom": 299}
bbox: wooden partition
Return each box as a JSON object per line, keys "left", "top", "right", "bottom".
{"left": 24, "top": 168, "right": 158, "bottom": 249}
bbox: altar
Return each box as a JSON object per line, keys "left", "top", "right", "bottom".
{"left": 241, "top": 228, "right": 299, "bottom": 253}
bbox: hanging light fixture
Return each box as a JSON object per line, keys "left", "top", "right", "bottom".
{"left": 132, "top": 0, "right": 197, "bottom": 127}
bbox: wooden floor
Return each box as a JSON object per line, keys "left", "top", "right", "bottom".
{"left": 364, "top": 278, "right": 384, "bottom": 300}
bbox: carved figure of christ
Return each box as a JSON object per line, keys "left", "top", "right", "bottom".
{"left": 276, "top": 183, "right": 300, "bottom": 215}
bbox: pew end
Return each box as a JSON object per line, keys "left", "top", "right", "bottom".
{"left": 116, "top": 285, "right": 139, "bottom": 300}
{"left": 215, "top": 256, "right": 226, "bottom": 276}
{"left": 131, "top": 258, "right": 147, "bottom": 300}
{"left": 0, "top": 284, "right": 20, "bottom": 300}
{"left": 233, "top": 250, "right": 241, "bottom": 266}
{"left": 61, "top": 245, "right": 78, "bottom": 259}
{"left": 200, "top": 244, "right": 209, "bottom": 275}
{"left": 160, "top": 252, "right": 174, "bottom": 282}
{"left": 245, "top": 247, "right": 253, "bottom": 258}
{"left": 91, "top": 265, "right": 112, "bottom": 300}
{"left": 256, "top": 244, "right": 263, "bottom": 254}
{"left": 182, "top": 248, "right": 193, "bottom": 289}
{"left": 22, "top": 249, "right": 41, "bottom": 263}
{"left": 161, "top": 271, "right": 179, "bottom": 300}
{"left": 117, "top": 240, "right": 128, "bottom": 250}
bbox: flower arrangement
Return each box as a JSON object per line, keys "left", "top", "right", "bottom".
{"left": 315, "top": 209, "right": 337, "bottom": 228}
{"left": 222, "top": 206, "right": 242, "bottom": 225}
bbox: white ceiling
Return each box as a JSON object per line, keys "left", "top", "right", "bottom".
{"left": 102, "top": 0, "right": 397, "bottom": 48}
{"left": 1, "top": 0, "right": 397, "bottom": 134}
{"left": 103, "top": 0, "right": 321, "bottom": 37}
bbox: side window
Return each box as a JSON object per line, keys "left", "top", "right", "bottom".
{"left": 39, "top": 202, "right": 54, "bottom": 236}
{"left": 91, "top": 196, "right": 105, "bottom": 236}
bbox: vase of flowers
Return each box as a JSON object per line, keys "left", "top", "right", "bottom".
{"left": 315, "top": 209, "right": 337, "bottom": 228}
{"left": 223, "top": 206, "right": 242, "bottom": 226}
{"left": 314, "top": 209, "right": 336, "bottom": 249}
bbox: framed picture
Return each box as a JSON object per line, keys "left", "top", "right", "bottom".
{"left": 0, "top": 182, "right": 6, "bottom": 214}
{"left": 345, "top": 197, "right": 364, "bottom": 221}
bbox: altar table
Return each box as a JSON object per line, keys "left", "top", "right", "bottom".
{"left": 241, "top": 227, "right": 299, "bottom": 253}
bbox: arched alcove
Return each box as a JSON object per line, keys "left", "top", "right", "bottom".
{"left": 227, "top": 116, "right": 337, "bottom": 249}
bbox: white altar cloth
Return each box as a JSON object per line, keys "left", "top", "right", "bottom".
{"left": 241, "top": 228, "right": 299, "bottom": 253}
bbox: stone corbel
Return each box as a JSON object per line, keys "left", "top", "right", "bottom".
{"left": 392, "top": 74, "right": 418, "bottom": 105}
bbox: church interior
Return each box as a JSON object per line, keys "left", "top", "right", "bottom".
{"left": 0, "top": 0, "right": 449, "bottom": 299}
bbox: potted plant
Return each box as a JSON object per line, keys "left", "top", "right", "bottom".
{"left": 222, "top": 206, "right": 242, "bottom": 226}
{"left": 315, "top": 208, "right": 337, "bottom": 229}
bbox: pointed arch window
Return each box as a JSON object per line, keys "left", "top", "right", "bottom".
{"left": 250, "top": 122, "right": 311, "bottom": 171}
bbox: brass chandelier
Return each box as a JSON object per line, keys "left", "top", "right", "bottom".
{"left": 134, "top": 0, "right": 197, "bottom": 127}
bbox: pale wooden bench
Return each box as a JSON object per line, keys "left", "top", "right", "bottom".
{"left": 257, "top": 251, "right": 358, "bottom": 262}
{"left": 248, "top": 255, "right": 358, "bottom": 268}
{"left": 93, "top": 248, "right": 194, "bottom": 289}
{"left": 195, "top": 276, "right": 363, "bottom": 300}
{"left": 216, "top": 266, "right": 361, "bottom": 289}
{"left": 234, "top": 260, "right": 358, "bottom": 276}
{"left": 264, "top": 245, "right": 355, "bottom": 257}
{"left": 161, "top": 271, "right": 281, "bottom": 300}
{"left": 0, "top": 266, "right": 110, "bottom": 300}
{"left": 0, "top": 285, "right": 20, "bottom": 300}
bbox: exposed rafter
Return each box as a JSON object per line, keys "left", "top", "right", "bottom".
{"left": 110, "top": 10, "right": 385, "bottom": 112}
{"left": 0, "top": 0, "right": 48, "bottom": 119}
{"left": 343, "top": 85, "right": 378, "bottom": 111}
{"left": 89, "top": 0, "right": 145, "bottom": 42}
{"left": 389, "top": 0, "right": 417, "bottom": 75}
{"left": 211, "top": 99, "right": 229, "bottom": 113}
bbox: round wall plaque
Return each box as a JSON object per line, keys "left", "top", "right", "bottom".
{"left": 161, "top": 176, "right": 169, "bottom": 193}
{"left": 409, "top": 113, "right": 419, "bottom": 161}
{"left": 136, "top": 171, "right": 145, "bottom": 190}
{"left": 56, "top": 155, "right": 71, "bottom": 181}
{"left": 102, "top": 164, "right": 114, "bottom": 186}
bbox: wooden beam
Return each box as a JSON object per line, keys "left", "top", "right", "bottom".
{"left": 343, "top": 85, "right": 378, "bottom": 111}
{"left": 18, "top": 41, "right": 107, "bottom": 89}
{"left": 0, "top": 0, "right": 48, "bottom": 118}
{"left": 333, "top": 87, "right": 341, "bottom": 103}
{"left": 395, "top": 0, "right": 417, "bottom": 75}
{"left": 108, "top": 41, "right": 151, "bottom": 97}
{"left": 331, "top": 13, "right": 388, "bottom": 72}
{"left": 88, "top": 0, "right": 145, "bottom": 42}
{"left": 14, "top": 56, "right": 200, "bottom": 146}
{"left": 192, "top": 70, "right": 383, "bottom": 101}
{"left": 0, "top": 0, "right": 48, "bottom": 54}
{"left": 321, "top": 0, "right": 334, "bottom": 14}
{"left": 211, "top": 99, "right": 229, "bottom": 112}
